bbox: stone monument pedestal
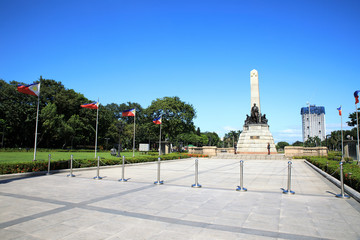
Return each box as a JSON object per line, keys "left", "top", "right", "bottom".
{"left": 237, "top": 124, "right": 277, "bottom": 154}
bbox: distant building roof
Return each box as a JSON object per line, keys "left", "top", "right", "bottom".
{"left": 300, "top": 105, "right": 325, "bottom": 115}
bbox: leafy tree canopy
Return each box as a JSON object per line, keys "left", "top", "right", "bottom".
{"left": 145, "top": 96, "right": 196, "bottom": 142}
{"left": 276, "top": 141, "right": 289, "bottom": 150}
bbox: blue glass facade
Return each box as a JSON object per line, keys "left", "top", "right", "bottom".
{"left": 300, "top": 106, "right": 325, "bottom": 115}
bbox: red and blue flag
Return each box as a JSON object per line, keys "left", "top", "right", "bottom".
{"left": 17, "top": 83, "right": 40, "bottom": 96}
{"left": 354, "top": 90, "right": 360, "bottom": 104}
{"left": 122, "top": 108, "right": 135, "bottom": 117}
{"left": 153, "top": 117, "right": 162, "bottom": 125}
{"left": 81, "top": 102, "right": 99, "bottom": 109}
{"left": 337, "top": 106, "right": 342, "bottom": 116}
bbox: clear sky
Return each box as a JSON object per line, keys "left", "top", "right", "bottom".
{"left": 1, "top": 0, "right": 359, "bottom": 143}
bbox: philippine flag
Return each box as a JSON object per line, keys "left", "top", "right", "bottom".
{"left": 17, "top": 83, "right": 40, "bottom": 96}
{"left": 122, "top": 108, "right": 135, "bottom": 117}
{"left": 81, "top": 102, "right": 99, "bottom": 109}
{"left": 153, "top": 117, "right": 162, "bottom": 125}
{"left": 337, "top": 106, "right": 342, "bottom": 116}
{"left": 354, "top": 90, "right": 360, "bottom": 104}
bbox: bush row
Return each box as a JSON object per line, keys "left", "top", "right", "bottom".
{"left": 304, "top": 156, "right": 360, "bottom": 192}
{"left": 0, "top": 148, "right": 152, "bottom": 153}
{"left": 0, "top": 153, "right": 208, "bottom": 175}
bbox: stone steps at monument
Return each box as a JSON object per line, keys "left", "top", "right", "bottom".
{"left": 212, "top": 153, "right": 289, "bottom": 160}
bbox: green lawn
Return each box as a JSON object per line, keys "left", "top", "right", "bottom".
{"left": 0, "top": 151, "right": 147, "bottom": 163}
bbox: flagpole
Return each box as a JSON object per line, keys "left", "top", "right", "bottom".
{"left": 95, "top": 103, "right": 99, "bottom": 158}
{"left": 356, "top": 103, "right": 359, "bottom": 165}
{"left": 159, "top": 116, "right": 162, "bottom": 156}
{"left": 340, "top": 105, "right": 344, "bottom": 161}
{"left": 33, "top": 93, "right": 40, "bottom": 161}
{"left": 133, "top": 110, "right": 136, "bottom": 157}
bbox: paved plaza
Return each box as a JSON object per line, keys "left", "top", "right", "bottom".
{"left": 1, "top": 158, "right": 360, "bottom": 239}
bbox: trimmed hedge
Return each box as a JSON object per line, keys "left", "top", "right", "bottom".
{"left": 0, "top": 148, "right": 156, "bottom": 153}
{"left": 304, "top": 156, "right": 360, "bottom": 192}
{"left": 0, "top": 153, "right": 208, "bottom": 175}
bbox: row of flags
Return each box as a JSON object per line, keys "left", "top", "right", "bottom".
{"left": 336, "top": 90, "right": 360, "bottom": 162}
{"left": 79, "top": 105, "right": 162, "bottom": 157}
{"left": 80, "top": 105, "right": 162, "bottom": 124}
{"left": 18, "top": 84, "right": 162, "bottom": 124}
{"left": 336, "top": 90, "right": 360, "bottom": 116}
{"left": 16, "top": 83, "right": 163, "bottom": 159}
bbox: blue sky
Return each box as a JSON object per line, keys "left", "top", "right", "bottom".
{"left": 1, "top": 0, "right": 359, "bottom": 143}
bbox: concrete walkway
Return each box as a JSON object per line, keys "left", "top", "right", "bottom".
{"left": 1, "top": 158, "right": 360, "bottom": 239}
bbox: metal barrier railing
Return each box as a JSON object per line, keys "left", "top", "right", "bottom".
{"left": 67, "top": 154, "right": 75, "bottom": 177}
{"left": 154, "top": 157, "right": 164, "bottom": 185}
{"left": 236, "top": 160, "right": 247, "bottom": 191}
{"left": 46, "top": 154, "right": 51, "bottom": 175}
{"left": 283, "top": 161, "right": 295, "bottom": 194}
{"left": 93, "top": 156, "right": 102, "bottom": 180}
{"left": 119, "top": 156, "right": 127, "bottom": 182}
{"left": 336, "top": 161, "right": 350, "bottom": 199}
{"left": 191, "top": 159, "right": 202, "bottom": 188}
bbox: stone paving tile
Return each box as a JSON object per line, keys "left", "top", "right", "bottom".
{"left": 0, "top": 228, "right": 27, "bottom": 240}
{"left": 61, "top": 229, "right": 112, "bottom": 240}
{"left": 30, "top": 223, "right": 78, "bottom": 239}
{"left": 1, "top": 158, "right": 360, "bottom": 239}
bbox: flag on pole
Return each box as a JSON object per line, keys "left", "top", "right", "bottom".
{"left": 17, "top": 83, "right": 40, "bottom": 96}
{"left": 122, "top": 108, "right": 135, "bottom": 117}
{"left": 337, "top": 106, "right": 342, "bottom": 116}
{"left": 17, "top": 82, "right": 41, "bottom": 161}
{"left": 153, "top": 117, "right": 162, "bottom": 125}
{"left": 81, "top": 102, "right": 99, "bottom": 109}
{"left": 80, "top": 100, "right": 99, "bottom": 158}
{"left": 355, "top": 90, "right": 360, "bottom": 104}
{"left": 122, "top": 108, "right": 136, "bottom": 157}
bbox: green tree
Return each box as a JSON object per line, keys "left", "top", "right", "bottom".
{"left": 177, "top": 132, "right": 204, "bottom": 146}
{"left": 67, "top": 114, "right": 86, "bottom": 149}
{"left": 145, "top": 96, "right": 196, "bottom": 142}
{"left": 0, "top": 79, "right": 39, "bottom": 147}
{"left": 196, "top": 127, "right": 201, "bottom": 136}
{"left": 203, "top": 132, "right": 220, "bottom": 146}
{"left": 223, "top": 130, "right": 241, "bottom": 148}
{"left": 304, "top": 136, "right": 321, "bottom": 147}
{"left": 199, "top": 134, "right": 208, "bottom": 146}
{"left": 292, "top": 141, "right": 303, "bottom": 146}
{"left": 276, "top": 141, "right": 289, "bottom": 151}
{"left": 38, "top": 103, "right": 66, "bottom": 147}
{"left": 346, "top": 109, "right": 359, "bottom": 127}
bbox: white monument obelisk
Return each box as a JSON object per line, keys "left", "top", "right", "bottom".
{"left": 250, "top": 69, "right": 261, "bottom": 114}
{"left": 236, "top": 69, "right": 277, "bottom": 155}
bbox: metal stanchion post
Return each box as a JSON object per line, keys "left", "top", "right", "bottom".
{"left": 46, "top": 154, "right": 51, "bottom": 175}
{"left": 119, "top": 156, "right": 127, "bottom": 182}
{"left": 93, "top": 156, "right": 102, "bottom": 180}
{"left": 192, "top": 159, "right": 202, "bottom": 188}
{"left": 336, "top": 161, "right": 350, "bottom": 198}
{"left": 236, "top": 160, "right": 247, "bottom": 191}
{"left": 67, "top": 154, "right": 75, "bottom": 177}
{"left": 154, "top": 157, "right": 163, "bottom": 185}
{"left": 283, "top": 161, "right": 295, "bottom": 194}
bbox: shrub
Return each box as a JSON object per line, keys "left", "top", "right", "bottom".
{"left": 0, "top": 153, "right": 202, "bottom": 175}
{"left": 307, "top": 156, "right": 360, "bottom": 192}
